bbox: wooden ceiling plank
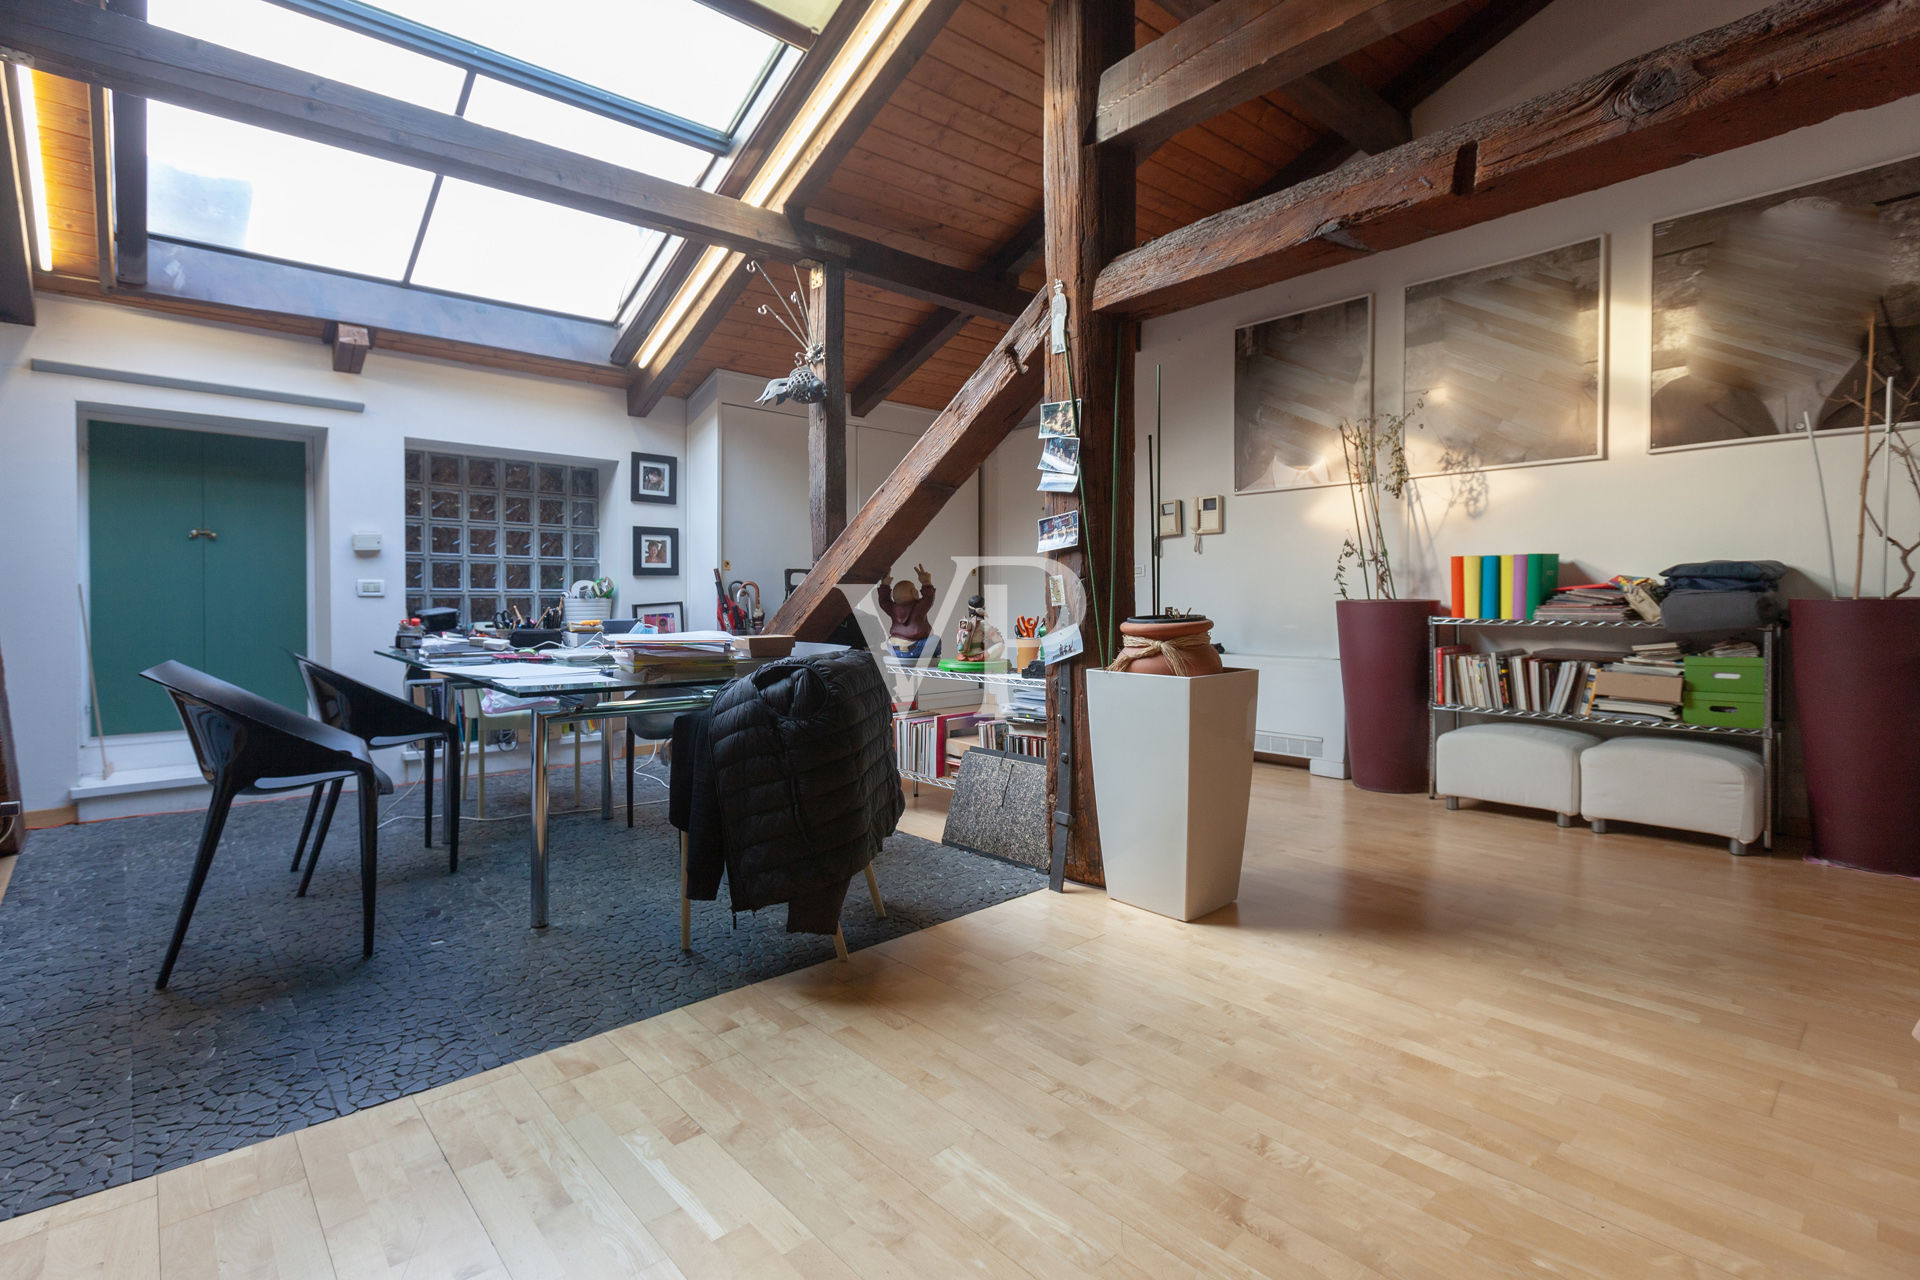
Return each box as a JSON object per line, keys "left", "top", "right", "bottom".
{"left": 1095, "top": 0, "right": 1920, "bottom": 317}
{"left": 1097, "top": 0, "right": 1456, "bottom": 151}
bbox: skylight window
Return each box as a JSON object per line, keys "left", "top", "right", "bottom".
{"left": 362, "top": 0, "right": 783, "bottom": 134}
{"left": 142, "top": 0, "right": 797, "bottom": 323}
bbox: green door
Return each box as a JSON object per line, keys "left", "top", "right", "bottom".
{"left": 88, "top": 421, "right": 309, "bottom": 735}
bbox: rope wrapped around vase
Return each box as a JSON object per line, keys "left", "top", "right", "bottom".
{"left": 1107, "top": 631, "right": 1215, "bottom": 675}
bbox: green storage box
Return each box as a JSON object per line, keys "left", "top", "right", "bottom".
{"left": 1683, "top": 655, "right": 1765, "bottom": 697}
{"left": 1681, "top": 689, "right": 1764, "bottom": 729}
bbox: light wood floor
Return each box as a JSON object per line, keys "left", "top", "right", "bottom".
{"left": 4, "top": 764, "right": 1918, "bottom": 1279}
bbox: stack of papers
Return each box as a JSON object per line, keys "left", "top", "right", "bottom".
{"left": 607, "top": 629, "right": 737, "bottom": 682}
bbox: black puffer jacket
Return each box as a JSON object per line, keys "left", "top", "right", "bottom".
{"left": 671, "top": 649, "right": 903, "bottom": 933}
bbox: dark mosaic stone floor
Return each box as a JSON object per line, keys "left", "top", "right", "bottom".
{"left": 0, "top": 764, "right": 1041, "bottom": 1221}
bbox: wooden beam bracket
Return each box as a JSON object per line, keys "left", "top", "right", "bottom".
{"left": 323, "top": 321, "right": 372, "bottom": 374}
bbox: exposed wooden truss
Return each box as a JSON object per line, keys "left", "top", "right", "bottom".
{"left": 1042, "top": 0, "right": 1136, "bottom": 886}
{"left": 1095, "top": 0, "right": 1920, "bottom": 317}
{"left": 766, "top": 289, "right": 1048, "bottom": 639}
{"left": 0, "top": 0, "right": 1014, "bottom": 327}
{"left": 626, "top": 0, "right": 969, "bottom": 417}
{"left": 1095, "top": 0, "right": 1456, "bottom": 151}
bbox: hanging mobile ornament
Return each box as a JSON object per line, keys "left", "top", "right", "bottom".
{"left": 746, "top": 260, "right": 829, "bottom": 406}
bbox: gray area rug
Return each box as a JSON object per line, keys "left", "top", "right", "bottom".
{"left": 0, "top": 763, "right": 1041, "bottom": 1220}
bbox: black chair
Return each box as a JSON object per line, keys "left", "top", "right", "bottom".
{"left": 292, "top": 655, "right": 459, "bottom": 882}
{"left": 140, "top": 661, "right": 388, "bottom": 989}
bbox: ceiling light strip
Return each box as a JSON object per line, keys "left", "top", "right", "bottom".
{"left": 12, "top": 64, "right": 53, "bottom": 272}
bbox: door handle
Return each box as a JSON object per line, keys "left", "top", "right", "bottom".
{"left": 187, "top": 527, "right": 219, "bottom": 541}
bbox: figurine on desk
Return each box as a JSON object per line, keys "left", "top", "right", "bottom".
{"left": 881, "top": 563, "right": 940, "bottom": 660}
{"left": 939, "top": 594, "right": 1008, "bottom": 672}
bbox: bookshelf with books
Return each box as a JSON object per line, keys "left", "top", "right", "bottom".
{"left": 886, "top": 663, "right": 1046, "bottom": 792}
{"left": 1428, "top": 615, "right": 1780, "bottom": 848}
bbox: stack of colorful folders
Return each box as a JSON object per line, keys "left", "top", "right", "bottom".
{"left": 1447, "top": 554, "right": 1560, "bottom": 620}
{"left": 606, "top": 630, "right": 739, "bottom": 683}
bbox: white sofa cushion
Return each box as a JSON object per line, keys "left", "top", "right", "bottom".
{"left": 1580, "top": 737, "right": 1764, "bottom": 844}
{"left": 1435, "top": 723, "right": 1599, "bottom": 817}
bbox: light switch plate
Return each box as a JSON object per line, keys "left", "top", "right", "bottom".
{"left": 356, "top": 579, "right": 385, "bottom": 597}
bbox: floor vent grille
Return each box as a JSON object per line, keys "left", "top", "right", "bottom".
{"left": 1256, "top": 731, "right": 1324, "bottom": 759}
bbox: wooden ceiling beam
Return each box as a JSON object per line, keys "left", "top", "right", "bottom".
{"left": 324, "top": 321, "right": 371, "bottom": 373}
{"left": 106, "top": 0, "right": 145, "bottom": 287}
{"left": 0, "top": 63, "right": 35, "bottom": 326}
{"left": 1095, "top": 0, "right": 1455, "bottom": 151}
{"left": 0, "top": 0, "right": 1005, "bottom": 320}
{"left": 849, "top": 211, "right": 1043, "bottom": 416}
{"left": 1095, "top": 0, "right": 1920, "bottom": 318}
{"left": 1251, "top": 0, "right": 1555, "bottom": 197}
{"left": 766, "top": 288, "right": 1048, "bottom": 640}
{"left": 1152, "top": 0, "right": 1409, "bottom": 154}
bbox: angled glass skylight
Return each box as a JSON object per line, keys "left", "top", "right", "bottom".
{"left": 142, "top": 0, "right": 796, "bottom": 324}
{"left": 362, "top": 0, "right": 783, "bottom": 134}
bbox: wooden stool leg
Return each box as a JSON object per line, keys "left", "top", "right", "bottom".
{"left": 864, "top": 864, "right": 885, "bottom": 918}
{"left": 833, "top": 928, "right": 849, "bottom": 962}
{"left": 680, "top": 831, "right": 691, "bottom": 953}
{"left": 573, "top": 727, "right": 582, "bottom": 807}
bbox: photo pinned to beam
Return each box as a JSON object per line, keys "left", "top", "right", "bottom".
{"left": 1038, "top": 436, "right": 1080, "bottom": 475}
{"left": 1037, "top": 471, "right": 1077, "bottom": 493}
{"left": 1037, "top": 509, "right": 1081, "bottom": 553}
{"left": 1039, "top": 399, "right": 1079, "bottom": 439}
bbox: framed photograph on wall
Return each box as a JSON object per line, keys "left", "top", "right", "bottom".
{"left": 1233, "top": 294, "right": 1372, "bottom": 493}
{"left": 632, "top": 526, "right": 678, "bottom": 576}
{"left": 1651, "top": 155, "right": 1920, "bottom": 451}
{"left": 631, "top": 601, "right": 685, "bottom": 633}
{"left": 630, "top": 452, "right": 677, "bottom": 504}
{"left": 1402, "top": 238, "right": 1606, "bottom": 476}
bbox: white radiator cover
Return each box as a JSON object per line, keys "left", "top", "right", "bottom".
{"left": 1218, "top": 652, "right": 1349, "bottom": 780}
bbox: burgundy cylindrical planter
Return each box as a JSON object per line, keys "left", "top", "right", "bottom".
{"left": 1337, "top": 598, "right": 1440, "bottom": 794}
{"left": 1790, "top": 598, "right": 1920, "bottom": 875}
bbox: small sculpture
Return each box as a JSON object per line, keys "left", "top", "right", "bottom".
{"left": 881, "top": 563, "right": 938, "bottom": 659}
{"left": 952, "top": 594, "right": 1005, "bottom": 665}
{"left": 755, "top": 364, "right": 827, "bottom": 407}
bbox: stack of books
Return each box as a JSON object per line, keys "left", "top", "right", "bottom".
{"left": 1005, "top": 680, "right": 1046, "bottom": 726}
{"left": 607, "top": 630, "right": 738, "bottom": 683}
{"left": 1534, "top": 583, "right": 1637, "bottom": 620}
{"left": 1435, "top": 646, "right": 1603, "bottom": 715}
{"left": 977, "top": 719, "right": 1047, "bottom": 760}
{"left": 1585, "top": 660, "right": 1684, "bottom": 721}
{"left": 894, "top": 710, "right": 985, "bottom": 778}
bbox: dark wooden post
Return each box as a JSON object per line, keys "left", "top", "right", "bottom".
{"left": 807, "top": 259, "right": 848, "bottom": 561}
{"left": 1043, "top": 0, "right": 1135, "bottom": 886}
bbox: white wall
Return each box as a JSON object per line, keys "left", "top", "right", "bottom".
{"left": 1137, "top": 0, "right": 1920, "bottom": 664}
{"left": 0, "top": 295, "right": 687, "bottom": 811}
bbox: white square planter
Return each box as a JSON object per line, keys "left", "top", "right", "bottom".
{"left": 1085, "top": 667, "right": 1259, "bottom": 921}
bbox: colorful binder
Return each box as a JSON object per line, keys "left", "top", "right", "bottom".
{"left": 1499, "top": 555, "right": 1515, "bottom": 620}
{"left": 1450, "top": 556, "right": 1467, "bottom": 619}
{"left": 1513, "top": 554, "right": 1530, "bottom": 621}
{"left": 1462, "top": 555, "right": 1482, "bottom": 619}
{"left": 1479, "top": 556, "right": 1499, "bottom": 619}
{"left": 1534, "top": 553, "right": 1560, "bottom": 611}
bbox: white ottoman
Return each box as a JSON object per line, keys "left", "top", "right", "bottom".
{"left": 1435, "top": 723, "right": 1599, "bottom": 826}
{"left": 1580, "top": 737, "right": 1764, "bottom": 856}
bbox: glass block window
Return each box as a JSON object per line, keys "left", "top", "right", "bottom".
{"left": 404, "top": 448, "right": 600, "bottom": 623}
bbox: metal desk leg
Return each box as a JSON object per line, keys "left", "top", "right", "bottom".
{"left": 600, "top": 717, "right": 614, "bottom": 821}
{"left": 530, "top": 711, "right": 551, "bottom": 928}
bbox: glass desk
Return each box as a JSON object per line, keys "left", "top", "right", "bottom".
{"left": 375, "top": 647, "right": 747, "bottom": 927}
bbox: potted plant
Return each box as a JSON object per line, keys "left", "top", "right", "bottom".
{"left": 1332, "top": 407, "right": 1438, "bottom": 793}
{"left": 1791, "top": 348, "right": 1920, "bottom": 875}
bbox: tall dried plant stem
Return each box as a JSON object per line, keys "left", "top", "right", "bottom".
{"left": 1855, "top": 313, "right": 1876, "bottom": 599}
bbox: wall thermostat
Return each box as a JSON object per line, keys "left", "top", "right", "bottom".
{"left": 350, "top": 530, "right": 383, "bottom": 554}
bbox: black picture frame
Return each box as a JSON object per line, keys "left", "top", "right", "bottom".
{"left": 630, "top": 601, "right": 686, "bottom": 633}
{"left": 630, "top": 452, "right": 677, "bottom": 505}
{"left": 632, "top": 526, "right": 678, "bottom": 576}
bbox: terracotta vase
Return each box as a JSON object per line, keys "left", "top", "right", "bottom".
{"left": 1336, "top": 597, "right": 1440, "bottom": 793}
{"left": 1113, "top": 615, "right": 1223, "bottom": 677}
{"left": 1790, "top": 597, "right": 1920, "bottom": 875}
